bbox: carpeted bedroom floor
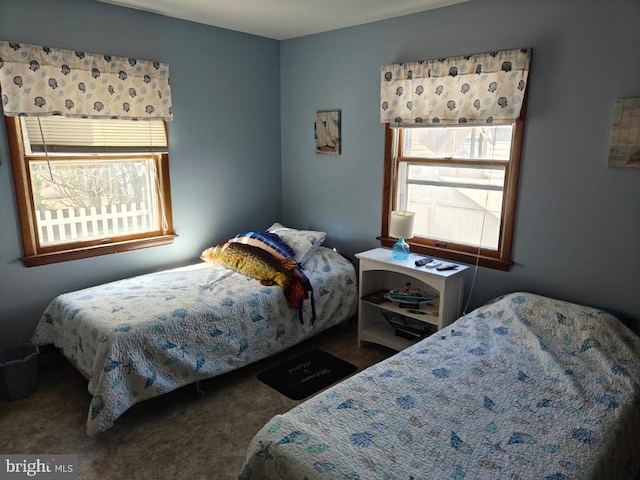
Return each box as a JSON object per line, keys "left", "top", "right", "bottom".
{"left": 0, "top": 321, "right": 394, "bottom": 479}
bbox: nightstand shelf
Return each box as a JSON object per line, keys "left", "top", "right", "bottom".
{"left": 355, "top": 248, "right": 468, "bottom": 351}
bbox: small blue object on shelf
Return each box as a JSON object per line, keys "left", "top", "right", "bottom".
{"left": 392, "top": 238, "right": 410, "bottom": 260}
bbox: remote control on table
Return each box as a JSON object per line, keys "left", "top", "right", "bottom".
{"left": 436, "top": 263, "right": 458, "bottom": 271}
{"left": 414, "top": 257, "right": 433, "bottom": 267}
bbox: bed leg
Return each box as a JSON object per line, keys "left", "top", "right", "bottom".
{"left": 195, "top": 381, "right": 205, "bottom": 399}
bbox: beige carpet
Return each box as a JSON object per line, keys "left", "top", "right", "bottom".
{"left": 0, "top": 322, "right": 394, "bottom": 479}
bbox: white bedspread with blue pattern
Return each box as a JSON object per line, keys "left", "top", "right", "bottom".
{"left": 32, "top": 246, "right": 357, "bottom": 437}
{"left": 239, "top": 292, "right": 640, "bottom": 480}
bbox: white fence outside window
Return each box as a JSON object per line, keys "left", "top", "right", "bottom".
{"left": 36, "top": 202, "right": 156, "bottom": 246}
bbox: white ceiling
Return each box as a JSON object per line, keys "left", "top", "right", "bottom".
{"left": 97, "top": 0, "right": 472, "bottom": 40}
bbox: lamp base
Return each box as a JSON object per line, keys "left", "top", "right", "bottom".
{"left": 392, "top": 238, "right": 410, "bottom": 260}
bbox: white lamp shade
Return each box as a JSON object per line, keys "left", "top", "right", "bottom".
{"left": 389, "top": 210, "right": 415, "bottom": 239}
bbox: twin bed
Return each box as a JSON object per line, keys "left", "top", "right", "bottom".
{"left": 32, "top": 225, "right": 358, "bottom": 437}
{"left": 239, "top": 292, "right": 640, "bottom": 479}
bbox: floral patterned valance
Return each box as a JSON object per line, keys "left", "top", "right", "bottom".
{"left": 380, "top": 48, "right": 531, "bottom": 126}
{"left": 0, "top": 41, "right": 173, "bottom": 120}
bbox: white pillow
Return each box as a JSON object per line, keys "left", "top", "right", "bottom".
{"left": 267, "top": 223, "right": 327, "bottom": 265}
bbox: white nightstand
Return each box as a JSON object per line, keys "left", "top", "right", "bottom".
{"left": 355, "top": 248, "right": 468, "bottom": 351}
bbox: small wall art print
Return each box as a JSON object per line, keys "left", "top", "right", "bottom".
{"left": 314, "top": 110, "right": 341, "bottom": 155}
{"left": 608, "top": 97, "right": 640, "bottom": 167}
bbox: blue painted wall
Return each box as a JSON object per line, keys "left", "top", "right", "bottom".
{"left": 0, "top": 0, "right": 281, "bottom": 344}
{"left": 1, "top": 0, "right": 638, "bottom": 344}
{"left": 280, "top": 0, "right": 640, "bottom": 318}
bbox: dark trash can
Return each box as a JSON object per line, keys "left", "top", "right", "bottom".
{"left": 0, "top": 344, "right": 39, "bottom": 400}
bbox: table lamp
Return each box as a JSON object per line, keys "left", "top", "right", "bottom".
{"left": 389, "top": 210, "right": 415, "bottom": 260}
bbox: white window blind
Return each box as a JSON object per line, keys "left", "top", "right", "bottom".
{"left": 22, "top": 117, "right": 167, "bottom": 154}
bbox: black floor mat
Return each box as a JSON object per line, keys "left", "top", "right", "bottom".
{"left": 258, "top": 349, "right": 357, "bottom": 400}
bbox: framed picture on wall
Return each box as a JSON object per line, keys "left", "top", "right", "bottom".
{"left": 608, "top": 97, "right": 640, "bottom": 167}
{"left": 314, "top": 110, "right": 341, "bottom": 155}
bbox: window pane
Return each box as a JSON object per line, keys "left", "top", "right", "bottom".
{"left": 403, "top": 125, "right": 513, "bottom": 160}
{"left": 398, "top": 164, "right": 505, "bottom": 249}
{"left": 29, "top": 158, "right": 159, "bottom": 246}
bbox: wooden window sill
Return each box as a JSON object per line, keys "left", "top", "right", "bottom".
{"left": 377, "top": 237, "right": 513, "bottom": 272}
{"left": 20, "top": 234, "right": 178, "bottom": 267}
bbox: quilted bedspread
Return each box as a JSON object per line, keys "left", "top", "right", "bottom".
{"left": 31, "top": 247, "right": 357, "bottom": 437}
{"left": 239, "top": 292, "right": 640, "bottom": 480}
